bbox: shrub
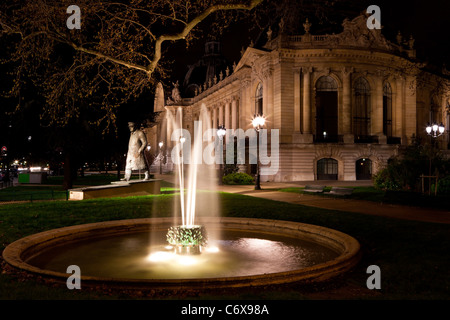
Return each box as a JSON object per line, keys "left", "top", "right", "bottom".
{"left": 222, "top": 172, "right": 254, "bottom": 185}
{"left": 373, "top": 167, "right": 401, "bottom": 191}
{"left": 373, "top": 136, "right": 450, "bottom": 192}
{"left": 437, "top": 176, "right": 450, "bottom": 194}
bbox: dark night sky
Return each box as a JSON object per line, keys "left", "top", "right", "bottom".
{"left": 167, "top": 0, "right": 450, "bottom": 85}
{"left": 373, "top": 0, "right": 450, "bottom": 67}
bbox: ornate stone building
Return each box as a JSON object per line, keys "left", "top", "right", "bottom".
{"left": 150, "top": 14, "right": 450, "bottom": 182}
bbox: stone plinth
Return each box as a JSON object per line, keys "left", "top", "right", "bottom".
{"left": 69, "top": 179, "right": 161, "bottom": 200}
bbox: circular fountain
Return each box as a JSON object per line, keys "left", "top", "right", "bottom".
{"left": 2, "top": 217, "right": 360, "bottom": 292}
{"left": 2, "top": 107, "right": 360, "bottom": 295}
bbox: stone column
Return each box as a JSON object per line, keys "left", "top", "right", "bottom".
{"left": 240, "top": 79, "right": 251, "bottom": 131}
{"left": 224, "top": 100, "right": 230, "bottom": 130}
{"left": 165, "top": 110, "right": 172, "bottom": 149}
{"left": 404, "top": 75, "right": 417, "bottom": 145}
{"left": 266, "top": 71, "right": 274, "bottom": 131}
{"left": 342, "top": 68, "right": 352, "bottom": 134}
{"left": 341, "top": 67, "right": 354, "bottom": 144}
{"left": 294, "top": 69, "right": 301, "bottom": 132}
{"left": 395, "top": 77, "right": 404, "bottom": 140}
{"left": 219, "top": 104, "right": 224, "bottom": 127}
{"left": 373, "top": 71, "right": 385, "bottom": 142}
{"left": 231, "top": 98, "right": 237, "bottom": 130}
{"left": 213, "top": 107, "right": 217, "bottom": 129}
{"left": 302, "top": 67, "right": 311, "bottom": 134}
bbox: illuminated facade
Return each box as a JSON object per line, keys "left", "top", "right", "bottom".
{"left": 150, "top": 14, "right": 450, "bottom": 182}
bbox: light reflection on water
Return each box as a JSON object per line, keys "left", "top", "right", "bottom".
{"left": 28, "top": 230, "right": 338, "bottom": 279}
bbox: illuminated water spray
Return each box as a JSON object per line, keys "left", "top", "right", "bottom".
{"left": 164, "top": 105, "right": 214, "bottom": 255}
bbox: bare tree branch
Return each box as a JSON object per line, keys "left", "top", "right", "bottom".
{"left": 148, "top": 0, "right": 263, "bottom": 75}
{"left": 62, "top": 0, "right": 264, "bottom": 77}
{"left": 0, "top": 0, "right": 263, "bottom": 131}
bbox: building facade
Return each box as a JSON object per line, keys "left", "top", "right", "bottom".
{"left": 149, "top": 14, "right": 450, "bottom": 182}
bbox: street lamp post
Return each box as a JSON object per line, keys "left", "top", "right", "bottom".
{"left": 159, "top": 141, "right": 164, "bottom": 174}
{"left": 144, "top": 144, "right": 151, "bottom": 179}
{"left": 217, "top": 125, "right": 226, "bottom": 185}
{"left": 252, "top": 114, "right": 266, "bottom": 190}
{"left": 425, "top": 122, "right": 446, "bottom": 195}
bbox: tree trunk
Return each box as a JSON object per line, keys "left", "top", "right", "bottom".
{"left": 62, "top": 152, "right": 77, "bottom": 190}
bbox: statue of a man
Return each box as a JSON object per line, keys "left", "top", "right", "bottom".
{"left": 123, "top": 122, "right": 149, "bottom": 181}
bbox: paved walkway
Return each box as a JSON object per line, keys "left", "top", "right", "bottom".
{"left": 154, "top": 174, "right": 450, "bottom": 225}
{"left": 235, "top": 189, "right": 450, "bottom": 224}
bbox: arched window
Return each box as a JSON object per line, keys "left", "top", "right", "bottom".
{"left": 317, "top": 158, "right": 338, "bottom": 180}
{"left": 430, "top": 93, "right": 440, "bottom": 125}
{"left": 383, "top": 82, "right": 392, "bottom": 137}
{"left": 354, "top": 77, "right": 371, "bottom": 138}
{"left": 315, "top": 76, "right": 338, "bottom": 141}
{"left": 316, "top": 76, "right": 338, "bottom": 91}
{"left": 356, "top": 158, "right": 372, "bottom": 180}
{"left": 255, "top": 83, "right": 263, "bottom": 115}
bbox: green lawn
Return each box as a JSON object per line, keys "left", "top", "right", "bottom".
{"left": 1, "top": 191, "right": 450, "bottom": 299}
{"left": 0, "top": 174, "right": 175, "bottom": 202}
{"left": 0, "top": 185, "right": 68, "bottom": 201}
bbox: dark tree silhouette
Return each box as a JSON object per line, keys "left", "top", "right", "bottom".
{"left": 0, "top": 0, "right": 263, "bottom": 188}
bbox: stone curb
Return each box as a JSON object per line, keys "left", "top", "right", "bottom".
{"left": 3, "top": 217, "right": 360, "bottom": 291}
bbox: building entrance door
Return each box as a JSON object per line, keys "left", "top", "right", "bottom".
{"left": 315, "top": 76, "right": 338, "bottom": 142}
{"left": 356, "top": 158, "right": 372, "bottom": 180}
{"left": 317, "top": 158, "right": 338, "bottom": 180}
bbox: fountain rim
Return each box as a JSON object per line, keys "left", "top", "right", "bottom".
{"left": 2, "top": 217, "right": 361, "bottom": 290}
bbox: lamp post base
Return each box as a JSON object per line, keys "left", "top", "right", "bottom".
{"left": 255, "top": 174, "right": 261, "bottom": 190}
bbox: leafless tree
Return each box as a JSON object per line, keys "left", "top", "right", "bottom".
{"left": 0, "top": 0, "right": 263, "bottom": 131}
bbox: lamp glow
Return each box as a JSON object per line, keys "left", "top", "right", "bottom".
{"left": 432, "top": 124, "right": 438, "bottom": 132}
{"left": 426, "top": 122, "right": 445, "bottom": 138}
{"left": 217, "top": 125, "right": 226, "bottom": 139}
{"left": 252, "top": 114, "right": 266, "bottom": 130}
{"left": 205, "top": 246, "right": 220, "bottom": 253}
{"left": 147, "top": 251, "right": 173, "bottom": 262}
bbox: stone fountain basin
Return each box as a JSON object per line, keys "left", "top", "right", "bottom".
{"left": 2, "top": 217, "right": 360, "bottom": 291}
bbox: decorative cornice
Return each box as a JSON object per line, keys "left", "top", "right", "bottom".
{"left": 241, "top": 79, "right": 252, "bottom": 88}
{"left": 262, "top": 67, "right": 273, "bottom": 80}
{"left": 279, "top": 48, "right": 409, "bottom": 62}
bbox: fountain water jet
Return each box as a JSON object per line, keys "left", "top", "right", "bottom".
{"left": 163, "top": 105, "right": 218, "bottom": 255}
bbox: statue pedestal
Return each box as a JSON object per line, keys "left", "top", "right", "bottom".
{"left": 69, "top": 179, "right": 161, "bottom": 200}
